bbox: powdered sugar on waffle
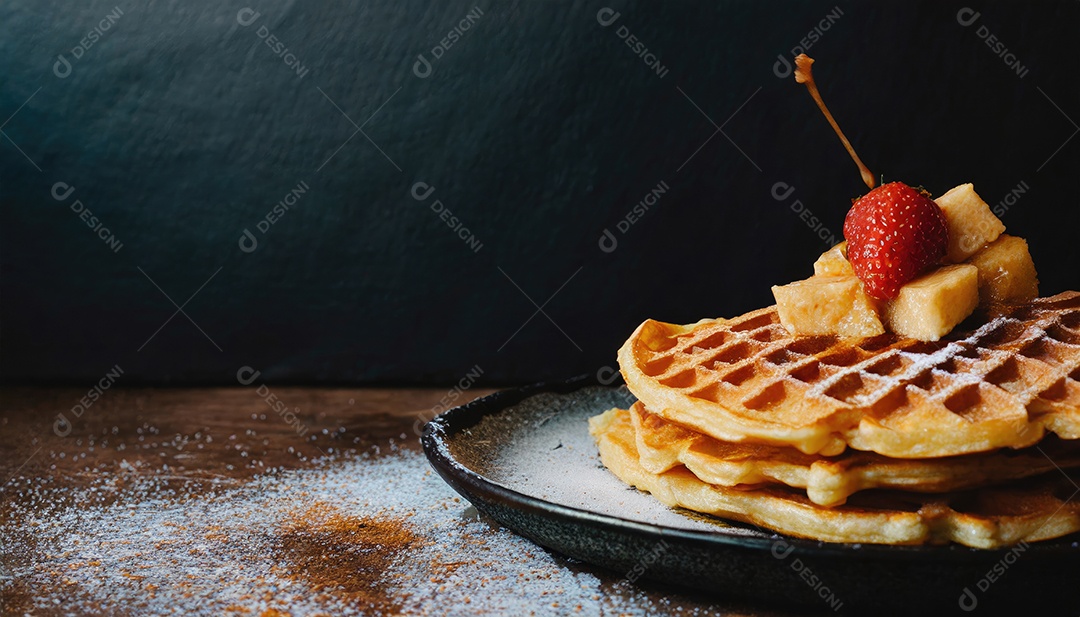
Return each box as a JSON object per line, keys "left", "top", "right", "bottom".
{"left": 621, "top": 292, "right": 1080, "bottom": 456}
{"left": 812, "top": 313, "right": 1052, "bottom": 409}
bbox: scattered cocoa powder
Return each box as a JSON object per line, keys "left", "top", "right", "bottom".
{"left": 272, "top": 502, "right": 418, "bottom": 614}
{"left": 1, "top": 447, "right": 748, "bottom": 616}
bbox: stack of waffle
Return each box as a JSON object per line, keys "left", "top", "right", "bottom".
{"left": 590, "top": 292, "right": 1080, "bottom": 547}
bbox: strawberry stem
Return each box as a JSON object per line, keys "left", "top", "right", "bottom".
{"left": 794, "top": 54, "right": 876, "bottom": 190}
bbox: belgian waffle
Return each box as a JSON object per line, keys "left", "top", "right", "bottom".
{"left": 620, "top": 404, "right": 1080, "bottom": 507}
{"left": 590, "top": 407, "right": 1080, "bottom": 547}
{"left": 619, "top": 291, "right": 1080, "bottom": 458}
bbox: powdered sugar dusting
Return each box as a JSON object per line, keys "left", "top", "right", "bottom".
{"left": 1, "top": 448, "right": 732, "bottom": 616}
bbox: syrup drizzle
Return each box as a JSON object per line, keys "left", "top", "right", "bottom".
{"left": 794, "top": 54, "right": 876, "bottom": 190}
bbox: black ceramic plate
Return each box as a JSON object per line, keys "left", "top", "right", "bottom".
{"left": 422, "top": 376, "right": 1080, "bottom": 615}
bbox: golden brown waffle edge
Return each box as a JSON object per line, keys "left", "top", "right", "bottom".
{"left": 619, "top": 291, "right": 1080, "bottom": 458}
{"left": 626, "top": 402, "right": 1080, "bottom": 507}
{"left": 590, "top": 407, "right": 1080, "bottom": 547}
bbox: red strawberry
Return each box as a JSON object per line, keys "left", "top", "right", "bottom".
{"left": 843, "top": 182, "right": 949, "bottom": 300}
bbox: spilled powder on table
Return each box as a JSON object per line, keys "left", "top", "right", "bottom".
{"left": 0, "top": 447, "right": 725, "bottom": 616}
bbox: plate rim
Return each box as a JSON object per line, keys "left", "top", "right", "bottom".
{"left": 421, "top": 375, "right": 1080, "bottom": 560}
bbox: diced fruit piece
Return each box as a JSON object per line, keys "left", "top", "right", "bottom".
{"left": 814, "top": 241, "right": 853, "bottom": 276}
{"left": 883, "top": 264, "right": 979, "bottom": 341}
{"left": 844, "top": 182, "right": 949, "bottom": 300}
{"left": 966, "top": 234, "right": 1039, "bottom": 306}
{"left": 773, "top": 275, "right": 884, "bottom": 338}
{"left": 935, "top": 184, "right": 1006, "bottom": 263}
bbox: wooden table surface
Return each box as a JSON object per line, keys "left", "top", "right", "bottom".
{"left": 0, "top": 387, "right": 789, "bottom": 617}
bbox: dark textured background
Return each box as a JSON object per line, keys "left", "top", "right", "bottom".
{"left": 1, "top": 0, "right": 1077, "bottom": 385}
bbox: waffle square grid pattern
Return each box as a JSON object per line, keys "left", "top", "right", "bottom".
{"left": 620, "top": 292, "right": 1080, "bottom": 458}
